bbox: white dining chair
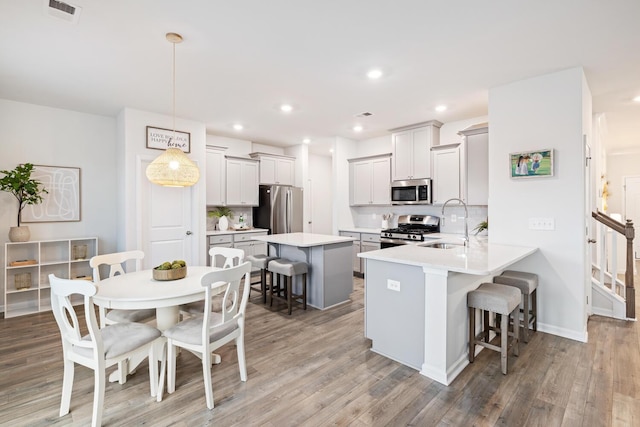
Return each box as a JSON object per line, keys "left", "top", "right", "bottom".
{"left": 49, "top": 274, "right": 166, "bottom": 427}
{"left": 179, "top": 246, "right": 245, "bottom": 316}
{"left": 163, "top": 261, "right": 252, "bottom": 409}
{"left": 90, "top": 250, "right": 155, "bottom": 327}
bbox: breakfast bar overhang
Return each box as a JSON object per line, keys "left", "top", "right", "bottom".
{"left": 251, "top": 233, "right": 356, "bottom": 310}
{"left": 358, "top": 237, "right": 537, "bottom": 386}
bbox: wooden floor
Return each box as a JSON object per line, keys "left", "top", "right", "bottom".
{"left": 1, "top": 276, "right": 639, "bottom": 427}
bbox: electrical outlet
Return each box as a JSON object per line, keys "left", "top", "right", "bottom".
{"left": 387, "top": 279, "right": 400, "bottom": 292}
{"left": 450, "top": 214, "right": 457, "bottom": 223}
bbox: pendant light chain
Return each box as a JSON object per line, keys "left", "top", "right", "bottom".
{"left": 172, "top": 39, "right": 176, "bottom": 142}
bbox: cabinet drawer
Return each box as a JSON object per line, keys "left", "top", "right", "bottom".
{"left": 234, "top": 231, "right": 267, "bottom": 242}
{"left": 209, "top": 235, "right": 233, "bottom": 245}
{"left": 361, "top": 233, "right": 381, "bottom": 243}
{"left": 339, "top": 231, "right": 360, "bottom": 240}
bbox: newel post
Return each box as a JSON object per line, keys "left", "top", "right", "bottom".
{"left": 625, "top": 220, "right": 635, "bottom": 319}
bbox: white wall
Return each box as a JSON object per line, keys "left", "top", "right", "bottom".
{"left": 488, "top": 67, "right": 590, "bottom": 342}
{"left": 606, "top": 152, "right": 640, "bottom": 216}
{"left": 0, "top": 99, "right": 118, "bottom": 311}
{"left": 308, "top": 154, "right": 333, "bottom": 234}
{"left": 332, "top": 137, "right": 358, "bottom": 233}
{"left": 439, "top": 116, "right": 489, "bottom": 146}
{"left": 118, "top": 108, "right": 207, "bottom": 266}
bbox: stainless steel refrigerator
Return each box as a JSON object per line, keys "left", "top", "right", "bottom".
{"left": 253, "top": 185, "right": 303, "bottom": 234}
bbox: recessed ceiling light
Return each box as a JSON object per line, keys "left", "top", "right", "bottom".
{"left": 633, "top": 95, "right": 640, "bottom": 103}
{"left": 353, "top": 125, "right": 363, "bottom": 132}
{"left": 233, "top": 124, "right": 243, "bottom": 131}
{"left": 329, "top": 148, "right": 334, "bottom": 153}
{"left": 303, "top": 138, "right": 311, "bottom": 144}
{"left": 280, "top": 104, "right": 293, "bottom": 113}
{"left": 367, "top": 69, "right": 383, "bottom": 80}
{"left": 435, "top": 105, "right": 447, "bottom": 112}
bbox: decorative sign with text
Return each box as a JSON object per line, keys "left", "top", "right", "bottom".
{"left": 146, "top": 126, "right": 191, "bottom": 153}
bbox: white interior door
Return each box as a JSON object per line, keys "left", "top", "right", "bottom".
{"left": 584, "top": 138, "right": 593, "bottom": 317}
{"left": 140, "top": 160, "right": 194, "bottom": 269}
{"left": 624, "top": 176, "right": 640, "bottom": 259}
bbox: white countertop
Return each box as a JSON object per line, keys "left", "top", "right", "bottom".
{"left": 338, "top": 227, "right": 382, "bottom": 234}
{"left": 358, "top": 236, "right": 537, "bottom": 275}
{"left": 206, "top": 228, "right": 268, "bottom": 236}
{"left": 251, "top": 232, "right": 356, "bottom": 247}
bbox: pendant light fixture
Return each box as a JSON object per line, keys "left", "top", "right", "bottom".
{"left": 146, "top": 32, "right": 200, "bottom": 187}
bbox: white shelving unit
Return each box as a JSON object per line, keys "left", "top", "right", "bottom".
{"left": 4, "top": 237, "right": 98, "bottom": 318}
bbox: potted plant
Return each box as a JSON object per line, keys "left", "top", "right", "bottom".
{"left": 473, "top": 219, "right": 488, "bottom": 235}
{"left": 0, "top": 163, "right": 48, "bottom": 242}
{"left": 208, "top": 206, "right": 234, "bottom": 231}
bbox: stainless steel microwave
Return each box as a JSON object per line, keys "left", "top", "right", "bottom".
{"left": 391, "top": 179, "right": 431, "bottom": 205}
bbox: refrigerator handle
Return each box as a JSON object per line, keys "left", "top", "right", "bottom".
{"left": 286, "top": 189, "right": 291, "bottom": 233}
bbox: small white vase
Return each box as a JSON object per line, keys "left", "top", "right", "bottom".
{"left": 218, "top": 215, "right": 229, "bottom": 231}
{"left": 9, "top": 226, "right": 30, "bottom": 242}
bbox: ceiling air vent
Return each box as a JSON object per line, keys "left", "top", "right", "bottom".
{"left": 44, "top": 0, "right": 82, "bottom": 24}
{"left": 355, "top": 112, "right": 374, "bottom": 118}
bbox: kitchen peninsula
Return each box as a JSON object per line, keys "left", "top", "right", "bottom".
{"left": 251, "top": 233, "right": 356, "bottom": 309}
{"left": 358, "top": 237, "right": 537, "bottom": 386}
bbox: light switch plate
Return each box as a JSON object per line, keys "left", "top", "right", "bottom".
{"left": 529, "top": 217, "right": 555, "bottom": 230}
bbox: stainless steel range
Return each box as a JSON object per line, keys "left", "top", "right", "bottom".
{"left": 380, "top": 214, "right": 440, "bottom": 248}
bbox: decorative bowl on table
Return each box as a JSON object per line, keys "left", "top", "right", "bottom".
{"left": 152, "top": 260, "right": 187, "bottom": 281}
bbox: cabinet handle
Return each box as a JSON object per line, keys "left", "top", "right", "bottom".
{"left": 186, "top": 231, "right": 193, "bottom": 236}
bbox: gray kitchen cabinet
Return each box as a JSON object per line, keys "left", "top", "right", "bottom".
{"left": 458, "top": 123, "right": 489, "bottom": 206}
{"left": 339, "top": 231, "right": 361, "bottom": 274}
{"left": 348, "top": 154, "right": 391, "bottom": 206}
{"left": 225, "top": 156, "right": 259, "bottom": 206}
{"left": 207, "top": 231, "right": 268, "bottom": 266}
{"left": 431, "top": 144, "right": 461, "bottom": 204}
{"left": 338, "top": 231, "right": 380, "bottom": 275}
{"left": 249, "top": 152, "right": 295, "bottom": 186}
{"left": 205, "top": 146, "right": 226, "bottom": 206}
{"left": 390, "top": 120, "right": 442, "bottom": 181}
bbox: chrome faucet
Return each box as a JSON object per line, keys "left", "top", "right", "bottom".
{"left": 441, "top": 198, "right": 469, "bottom": 247}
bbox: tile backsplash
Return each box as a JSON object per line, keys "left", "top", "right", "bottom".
{"left": 352, "top": 204, "right": 488, "bottom": 236}
{"left": 207, "top": 207, "right": 254, "bottom": 230}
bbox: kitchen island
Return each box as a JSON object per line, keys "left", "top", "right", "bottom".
{"left": 251, "top": 233, "right": 356, "bottom": 309}
{"left": 358, "top": 236, "right": 537, "bottom": 386}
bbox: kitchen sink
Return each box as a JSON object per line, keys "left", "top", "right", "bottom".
{"left": 420, "top": 242, "right": 464, "bottom": 249}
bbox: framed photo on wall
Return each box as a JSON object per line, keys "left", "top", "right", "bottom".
{"left": 21, "top": 165, "right": 81, "bottom": 223}
{"left": 146, "top": 126, "right": 191, "bottom": 153}
{"left": 510, "top": 149, "right": 553, "bottom": 178}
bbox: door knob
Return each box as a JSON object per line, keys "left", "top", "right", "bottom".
{"left": 186, "top": 231, "right": 193, "bottom": 236}
{"left": 588, "top": 238, "right": 596, "bottom": 243}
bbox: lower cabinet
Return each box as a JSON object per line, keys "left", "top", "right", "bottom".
{"left": 4, "top": 238, "right": 98, "bottom": 318}
{"left": 339, "top": 231, "right": 380, "bottom": 275}
{"left": 207, "top": 231, "right": 267, "bottom": 266}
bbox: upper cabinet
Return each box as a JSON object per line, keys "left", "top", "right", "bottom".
{"left": 349, "top": 154, "right": 391, "bottom": 206}
{"left": 249, "top": 152, "right": 295, "bottom": 186}
{"left": 458, "top": 123, "right": 489, "bottom": 206}
{"left": 205, "top": 146, "right": 226, "bottom": 206}
{"left": 225, "top": 156, "right": 259, "bottom": 206}
{"left": 390, "top": 120, "right": 442, "bottom": 181}
{"left": 431, "top": 144, "right": 461, "bottom": 204}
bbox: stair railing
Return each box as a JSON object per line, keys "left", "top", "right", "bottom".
{"left": 592, "top": 211, "right": 635, "bottom": 319}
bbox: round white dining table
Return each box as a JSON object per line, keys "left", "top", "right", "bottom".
{"left": 92, "top": 266, "right": 226, "bottom": 381}
{"left": 92, "top": 266, "right": 223, "bottom": 331}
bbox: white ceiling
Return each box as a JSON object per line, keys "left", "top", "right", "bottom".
{"left": 1, "top": 1, "right": 639, "bottom": 155}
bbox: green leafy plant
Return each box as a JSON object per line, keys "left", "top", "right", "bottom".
{"left": 0, "top": 163, "right": 48, "bottom": 227}
{"left": 473, "top": 219, "right": 488, "bottom": 235}
{"left": 208, "top": 206, "right": 234, "bottom": 219}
